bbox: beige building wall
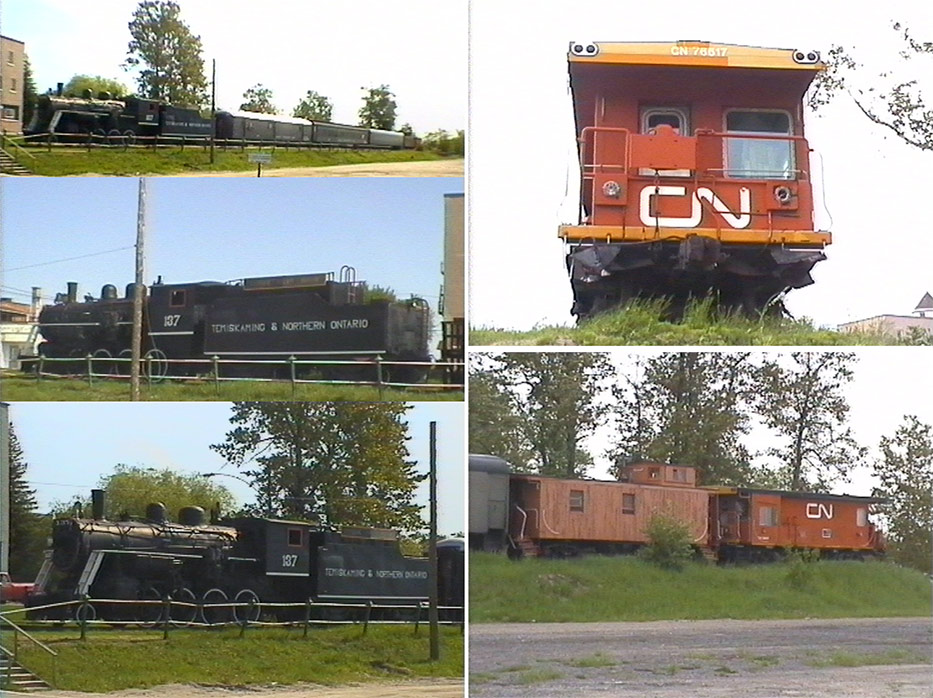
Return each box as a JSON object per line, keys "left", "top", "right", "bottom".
{"left": 839, "top": 314, "right": 933, "bottom": 338}
{"left": 442, "top": 193, "right": 465, "bottom": 320}
{"left": 1, "top": 36, "right": 25, "bottom": 134}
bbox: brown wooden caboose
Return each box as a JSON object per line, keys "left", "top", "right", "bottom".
{"left": 508, "top": 462, "right": 710, "bottom": 558}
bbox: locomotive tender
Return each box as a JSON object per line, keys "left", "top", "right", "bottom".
{"left": 34, "top": 270, "right": 432, "bottom": 380}
{"left": 26, "top": 91, "right": 415, "bottom": 149}
{"left": 28, "top": 491, "right": 463, "bottom": 622}
{"left": 563, "top": 41, "right": 831, "bottom": 318}
{"left": 469, "top": 455, "right": 885, "bottom": 562}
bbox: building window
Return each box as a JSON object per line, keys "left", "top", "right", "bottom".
{"left": 169, "top": 290, "right": 186, "bottom": 307}
{"left": 856, "top": 508, "right": 868, "bottom": 527}
{"left": 724, "top": 110, "right": 794, "bottom": 179}
{"left": 287, "top": 528, "right": 303, "bottom": 546}
{"left": 621, "top": 493, "right": 635, "bottom": 514}
{"left": 7, "top": 51, "right": 13, "bottom": 65}
{"left": 569, "top": 490, "right": 585, "bottom": 512}
{"left": 10, "top": 78, "right": 16, "bottom": 92}
{"left": 758, "top": 506, "right": 779, "bottom": 527}
{"left": 2, "top": 105, "right": 18, "bottom": 120}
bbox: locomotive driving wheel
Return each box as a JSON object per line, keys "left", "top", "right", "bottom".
{"left": 169, "top": 587, "right": 197, "bottom": 627}
{"left": 233, "top": 589, "right": 262, "bottom": 624}
{"left": 200, "top": 588, "right": 232, "bottom": 626}
{"left": 143, "top": 348, "right": 169, "bottom": 382}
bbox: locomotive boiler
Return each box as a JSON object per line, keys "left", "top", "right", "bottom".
{"left": 562, "top": 41, "right": 832, "bottom": 319}
{"left": 28, "top": 491, "right": 462, "bottom": 623}
{"left": 33, "top": 269, "right": 432, "bottom": 381}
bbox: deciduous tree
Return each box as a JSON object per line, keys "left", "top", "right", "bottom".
{"left": 358, "top": 84, "right": 397, "bottom": 130}
{"left": 211, "top": 403, "right": 424, "bottom": 532}
{"left": 607, "top": 353, "right": 757, "bottom": 485}
{"left": 292, "top": 90, "right": 333, "bottom": 121}
{"left": 468, "top": 364, "right": 533, "bottom": 469}
{"left": 63, "top": 74, "right": 130, "bottom": 99}
{"left": 872, "top": 415, "right": 932, "bottom": 574}
{"left": 240, "top": 83, "right": 277, "bottom": 114}
{"left": 809, "top": 21, "right": 932, "bottom": 151}
{"left": 756, "top": 353, "right": 865, "bottom": 490}
{"left": 490, "top": 353, "right": 612, "bottom": 477}
{"left": 124, "top": 0, "right": 209, "bottom": 107}
{"left": 97, "top": 464, "right": 236, "bottom": 521}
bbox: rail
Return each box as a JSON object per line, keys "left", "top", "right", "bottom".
{"left": 21, "top": 354, "right": 464, "bottom": 395}
{"left": 0, "top": 613, "right": 58, "bottom": 688}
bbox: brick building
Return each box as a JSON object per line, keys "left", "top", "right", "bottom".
{"left": 0, "top": 35, "right": 26, "bottom": 133}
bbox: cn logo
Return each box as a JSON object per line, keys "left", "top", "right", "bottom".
{"left": 639, "top": 185, "right": 751, "bottom": 229}
{"left": 806, "top": 503, "right": 834, "bottom": 519}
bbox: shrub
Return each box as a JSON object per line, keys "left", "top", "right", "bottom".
{"left": 638, "top": 511, "right": 693, "bottom": 570}
{"left": 785, "top": 548, "right": 820, "bottom": 589}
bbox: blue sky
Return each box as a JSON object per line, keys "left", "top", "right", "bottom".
{"left": 1, "top": 0, "right": 466, "bottom": 133}
{"left": 6, "top": 401, "right": 465, "bottom": 536}
{"left": 0, "top": 177, "right": 462, "bottom": 353}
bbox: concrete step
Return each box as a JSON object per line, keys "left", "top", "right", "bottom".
{"left": 0, "top": 148, "right": 33, "bottom": 175}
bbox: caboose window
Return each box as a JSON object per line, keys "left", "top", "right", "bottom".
{"left": 669, "top": 468, "right": 687, "bottom": 483}
{"left": 621, "top": 493, "right": 635, "bottom": 515}
{"left": 724, "top": 110, "right": 794, "bottom": 180}
{"left": 287, "top": 528, "right": 302, "bottom": 546}
{"left": 758, "top": 506, "right": 778, "bottom": 527}
{"left": 642, "top": 107, "right": 689, "bottom": 135}
{"left": 856, "top": 508, "right": 868, "bottom": 527}
{"left": 169, "top": 290, "right": 187, "bottom": 307}
{"left": 569, "top": 490, "right": 585, "bottom": 512}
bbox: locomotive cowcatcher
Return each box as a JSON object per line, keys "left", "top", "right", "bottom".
{"left": 563, "top": 41, "right": 832, "bottom": 319}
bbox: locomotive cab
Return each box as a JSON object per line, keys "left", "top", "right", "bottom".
{"left": 562, "top": 41, "right": 832, "bottom": 319}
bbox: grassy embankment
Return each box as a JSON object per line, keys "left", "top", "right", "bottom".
{"left": 7, "top": 625, "right": 462, "bottom": 692}
{"left": 470, "top": 552, "right": 933, "bottom": 623}
{"left": 8, "top": 146, "right": 446, "bottom": 176}
{"left": 471, "top": 299, "right": 930, "bottom": 346}
{"left": 0, "top": 373, "right": 461, "bottom": 401}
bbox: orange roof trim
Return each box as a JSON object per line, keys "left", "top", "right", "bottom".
{"left": 568, "top": 41, "right": 825, "bottom": 71}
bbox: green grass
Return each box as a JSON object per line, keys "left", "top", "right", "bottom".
{"left": 805, "top": 648, "right": 927, "bottom": 668}
{"left": 10, "top": 145, "right": 447, "bottom": 176}
{"left": 0, "top": 374, "right": 461, "bottom": 402}
{"left": 10, "top": 626, "right": 462, "bottom": 692}
{"left": 470, "top": 553, "right": 933, "bottom": 623}
{"left": 471, "top": 298, "right": 929, "bottom": 346}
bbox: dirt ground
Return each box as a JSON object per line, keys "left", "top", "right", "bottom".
{"left": 5, "top": 679, "right": 463, "bottom": 698}
{"left": 470, "top": 617, "right": 933, "bottom": 698}
{"left": 162, "top": 159, "right": 464, "bottom": 178}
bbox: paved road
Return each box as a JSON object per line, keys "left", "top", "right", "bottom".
{"left": 470, "top": 617, "right": 932, "bottom": 697}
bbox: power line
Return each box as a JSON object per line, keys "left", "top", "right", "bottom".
{"left": 2, "top": 246, "right": 134, "bottom": 273}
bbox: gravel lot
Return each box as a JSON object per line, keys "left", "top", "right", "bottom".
{"left": 165, "top": 159, "right": 464, "bottom": 178}
{"left": 469, "top": 617, "right": 932, "bottom": 697}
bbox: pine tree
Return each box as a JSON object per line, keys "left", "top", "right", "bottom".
{"left": 7, "top": 424, "right": 46, "bottom": 580}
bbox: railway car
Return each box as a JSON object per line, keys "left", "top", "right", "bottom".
{"left": 26, "top": 87, "right": 412, "bottom": 149}
{"left": 32, "top": 269, "right": 432, "bottom": 382}
{"left": 27, "top": 491, "right": 461, "bottom": 623}
{"left": 562, "top": 41, "right": 831, "bottom": 319}
{"left": 711, "top": 486, "right": 885, "bottom": 562}
{"left": 468, "top": 455, "right": 885, "bottom": 562}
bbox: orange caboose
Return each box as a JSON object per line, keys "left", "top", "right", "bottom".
{"left": 507, "top": 462, "right": 711, "bottom": 558}
{"left": 562, "top": 41, "right": 832, "bottom": 319}
{"left": 711, "top": 486, "right": 885, "bottom": 562}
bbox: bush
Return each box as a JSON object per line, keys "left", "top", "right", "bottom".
{"left": 638, "top": 511, "right": 694, "bottom": 570}
{"left": 785, "top": 548, "right": 820, "bottom": 590}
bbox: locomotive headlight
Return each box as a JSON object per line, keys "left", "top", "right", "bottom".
{"left": 792, "top": 49, "right": 820, "bottom": 64}
{"left": 570, "top": 41, "right": 599, "bottom": 57}
{"left": 602, "top": 180, "right": 622, "bottom": 198}
{"left": 774, "top": 185, "right": 794, "bottom": 204}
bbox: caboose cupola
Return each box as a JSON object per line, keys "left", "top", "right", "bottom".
{"left": 562, "top": 41, "right": 832, "bottom": 319}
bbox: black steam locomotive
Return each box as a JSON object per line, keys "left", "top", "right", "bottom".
{"left": 32, "top": 269, "right": 432, "bottom": 381}
{"left": 26, "top": 91, "right": 416, "bottom": 149}
{"left": 27, "top": 492, "right": 464, "bottom": 623}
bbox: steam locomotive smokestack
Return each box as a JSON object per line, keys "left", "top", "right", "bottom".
{"left": 91, "top": 489, "right": 105, "bottom": 520}
{"left": 66, "top": 282, "right": 78, "bottom": 303}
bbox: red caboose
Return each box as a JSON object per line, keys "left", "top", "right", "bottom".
{"left": 711, "top": 486, "right": 885, "bottom": 562}
{"left": 562, "top": 41, "right": 831, "bottom": 319}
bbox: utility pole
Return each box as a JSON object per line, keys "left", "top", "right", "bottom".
{"left": 428, "top": 421, "right": 440, "bottom": 660}
{"left": 130, "top": 178, "right": 147, "bottom": 401}
{"left": 210, "top": 59, "right": 216, "bottom": 165}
